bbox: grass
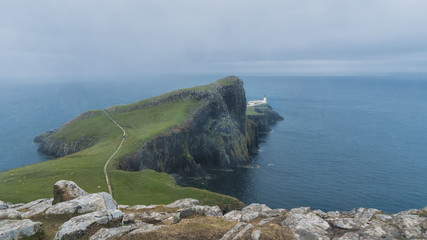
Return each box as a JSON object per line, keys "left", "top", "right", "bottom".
{"left": 246, "top": 104, "right": 270, "bottom": 116}
{"left": 0, "top": 98, "right": 242, "bottom": 209}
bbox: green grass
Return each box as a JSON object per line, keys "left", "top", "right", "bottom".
{"left": 246, "top": 105, "right": 267, "bottom": 116}
{"left": 0, "top": 99, "right": 242, "bottom": 209}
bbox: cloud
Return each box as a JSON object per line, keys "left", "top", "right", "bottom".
{"left": 0, "top": 0, "right": 426, "bottom": 81}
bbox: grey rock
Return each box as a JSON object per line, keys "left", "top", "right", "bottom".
{"left": 233, "top": 223, "right": 254, "bottom": 239}
{"left": 166, "top": 198, "right": 199, "bottom": 208}
{"left": 312, "top": 209, "right": 327, "bottom": 218}
{"left": 374, "top": 213, "right": 393, "bottom": 222}
{"left": 392, "top": 214, "right": 425, "bottom": 239}
{"left": 326, "top": 211, "right": 341, "bottom": 218}
{"left": 127, "top": 222, "right": 162, "bottom": 235}
{"left": 259, "top": 217, "right": 275, "bottom": 226}
{"left": 53, "top": 180, "right": 88, "bottom": 204}
{"left": 242, "top": 203, "right": 271, "bottom": 213}
{"left": 241, "top": 211, "right": 259, "bottom": 222}
{"left": 396, "top": 208, "right": 420, "bottom": 216}
{"left": 0, "top": 209, "right": 21, "bottom": 219}
{"left": 90, "top": 225, "right": 134, "bottom": 240}
{"left": 333, "top": 232, "right": 359, "bottom": 240}
{"left": 15, "top": 198, "right": 53, "bottom": 218}
{"left": 328, "top": 217, "right": 367, "bottom": 230}
{"left": 260, "top": 208, "right": 286, "bottom": 218}
{"left": 0, "top": 200, "right": 8, "bottom": 210}
{"left": 138, "top": 211, "right": 178, "bottom": 224}
{"left": 223, "top": 210, "right": 242, "bottom": 221}
{"left": 179, "top": 205, "right": 223, "bottom": 219}
{"left": 122, "top": 213, "right": 135, "bottom": 224}
{"left": 8, "top": 203, "right": 24, "bottom": 208}
{"left": 360, "top": 220, "right": 387, "bottom": 239}
{"left": 289, "top": 207, "right": 311, "bottom": 215}
{"left": 0, "top": 219, "right": 42, "bottom": 240}
{"left": 46, "top": 192, "right": 117, "bottom": 215}
{"left": 125, "top": 204, "right": 159, "bottom": 210}
{"left": 283, "top": 211, "right": 330, "bottom": 240}
{"left": 221, "top": 222, "right": 248, "bottom": 240}
{"left": 354, "top": 208, "right": 379, "bottom": 220}
{"left": 54, "top": 209, "right": 123, "bottom": 240}
{"left": 251, "top": 229, "right": 261, "bottom": 240}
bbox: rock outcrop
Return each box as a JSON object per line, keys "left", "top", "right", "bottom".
{"left": 1, "top": 180, "right": 426, "bottom": 239}
{"left": 52, "top": 180, "right": 88, "bottom": 204}
{"left": 0, "top": 219, "right": 42, "bottom": 240}
{"left": 247, "top": 103, "right": 284, "bottom": 133}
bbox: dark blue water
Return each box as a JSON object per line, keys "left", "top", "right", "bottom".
{"left": 1, "top": 75, "right": 427, "bottom": 213}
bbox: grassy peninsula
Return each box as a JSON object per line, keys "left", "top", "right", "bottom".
{"left": 0, "top": 78, "right": 243, "bottom": 209}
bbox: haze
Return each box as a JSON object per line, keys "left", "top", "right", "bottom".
{"left": 1, "top": 0, "right": 427, "bottom": 82}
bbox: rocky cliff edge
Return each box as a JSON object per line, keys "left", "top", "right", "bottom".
{"left": 1, "top": 180, "right": 426, "bottom": 240}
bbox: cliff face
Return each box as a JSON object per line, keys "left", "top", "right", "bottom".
{"left": 34, "top": 133, "right": 95, "bottom": 158}
{"left": 247, "top": 104, "right": 284, "bottom": 134}
{"left": 34, "top": 111, "right": 103, "bottom": 158}
{"left": 117, "top": 77, "right": 261, "bottom": 176}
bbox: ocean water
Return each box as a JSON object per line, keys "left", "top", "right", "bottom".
{"left": 1, "top": 75, "right": 427, "bottom": 213}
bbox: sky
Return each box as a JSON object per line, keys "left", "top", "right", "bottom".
{"left": 1, "top": 0, "right": 427, "bottom": 81}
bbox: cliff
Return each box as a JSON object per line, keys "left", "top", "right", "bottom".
{"left": 247, "top": 103, "right": 284, "bottom": 134}
{"left": 35, "top": 76, "right": 282, "bottom": 177}
{"left": 1, "top": 181, "right": 426, "bottom": 240}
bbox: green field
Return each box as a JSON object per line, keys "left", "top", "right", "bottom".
{"left": 0, "top": 79, "right": 244, "bottom": 209}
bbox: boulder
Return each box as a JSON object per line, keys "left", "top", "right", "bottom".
{"left": 328, "top": 217, "right": 367, "bottom": 230}
{"left": 241, "top": 211, "right": 259, "bottom": 222}
{"left": 223, "top": 210, "right": 242, "bottom": 221}
{"left": 374, "top": 213, "right": 393, "bottom": 222}
{"left": 89, "top": 225, "right": 134, "bottom": 240}
{"left": 54, "top": 209, "right": 123, "bottom": 240}
{"left": 0, "top": 219, "right": 42, "bottom": 240}
{"left": 242, "top": 203, "right": 271, "bottom": 213}
{"left": 251, "top": 229, "right": 261, "bottom": 240}
{"left": 46, "top": 192, "right": 117, "bottom": 215}
{"left": 0, "top": 200, "right": 8, "bottom": 210}
{"left": 223, "top": 203, "right": 283, "bottom": 222}
{"left": 392, "top": 214, "right": 426, "bottom": 239}
{"left": 259, "top": 218, "right": 275, "bottom": 226}
{"left": 0, "top": 209, "right": 21, "bottom": 219}
{"left": 179, "top": 205, "right": 223, "bottom": 220}
{"left": 127, "top": 222, "right": 162, "bottom": 235}
{"left": 166, "top": 198, "right": 199, "bottom": 208}
{"left": 53, "top": 180, "right": 88, "bottom": 204}
{"left": 138, "top": 211, "right": 179, "bottom": 224}
{"left": 283, "top": 211, "right": 330, "bottom": 240}
{"left": 354, "top": 208, "right": 379, "bottom": 220}
{"left": 15, "top": 198, "right": 53, "bottom": 218}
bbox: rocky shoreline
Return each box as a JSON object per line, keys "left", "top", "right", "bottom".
{"left": 1, "top": 180, "right": 426, "bottom": 239}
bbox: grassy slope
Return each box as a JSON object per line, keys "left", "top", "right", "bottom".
{"left": 0, "top": 83, "right": 242, "bottom": 209}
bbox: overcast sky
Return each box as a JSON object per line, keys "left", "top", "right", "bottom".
{"left": 1, "top": 0, "right": 427, "bottom": 81}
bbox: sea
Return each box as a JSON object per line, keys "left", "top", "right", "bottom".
{"left": 1, "top": 75, "right": 427, "bottom": 213}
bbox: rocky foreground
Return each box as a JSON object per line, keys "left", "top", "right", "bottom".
{"left": 0, "top": 181, "right": 426, "bottom": 240}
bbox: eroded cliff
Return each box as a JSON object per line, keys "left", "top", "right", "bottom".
{"left": 117, "top": 76, "right": 261, "bottom": 176}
